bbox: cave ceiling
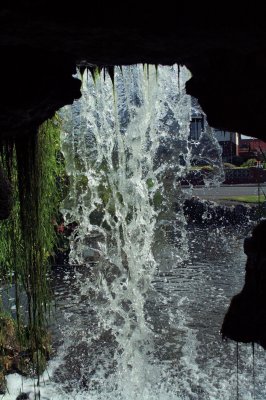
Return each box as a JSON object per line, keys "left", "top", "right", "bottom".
{"left": 1, "top": 3, "right": 266, "bottom": 141}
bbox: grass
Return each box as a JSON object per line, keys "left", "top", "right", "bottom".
{"left": 221, "top": 195, "right": 266, "bottom": 203}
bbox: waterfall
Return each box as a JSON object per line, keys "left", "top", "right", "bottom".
{"left": 61, "top": 65, "right": 192, "bottom": 262}
{"left": 57, "top": 64, "right": 223, "bottom": 398}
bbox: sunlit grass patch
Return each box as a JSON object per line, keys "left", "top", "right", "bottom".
{"left": 221, "top": 195, "right": 266, "bottom": 203}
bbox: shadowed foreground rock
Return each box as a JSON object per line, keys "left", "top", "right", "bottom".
{"left": 221, "top": 220, "right": 266, "bottom": 348}
{"left": 0, "top": 168, "right": 11, "bottom": 220}
{"left": 183, "top": 197, "right": 259, "bottom": 226}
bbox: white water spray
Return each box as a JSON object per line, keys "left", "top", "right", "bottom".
{"left": 57, "top": 64, "right": 223, "bottom": 398}
{"left": 59, "top": 65, "right": 192, "bottom": 396}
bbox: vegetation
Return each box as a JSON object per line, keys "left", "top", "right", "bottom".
{"left": 0, "top": 116, "right": 64, "bottom": 386}
{"left": 240, "top": 158, "right": 258, "bottom": 168}
{"left": 221, "top": 195, "right": 266, "bottom": 203}
{"left": 223, "top": 162, "right": 237, "bottom": 169}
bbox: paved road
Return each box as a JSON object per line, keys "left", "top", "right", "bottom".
{"left": 181, "top": 184, "right": 266, "bottom": 200}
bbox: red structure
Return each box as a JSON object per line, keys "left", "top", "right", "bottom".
{"left": 239, "top": 136, "right": 266, "bottom": 160}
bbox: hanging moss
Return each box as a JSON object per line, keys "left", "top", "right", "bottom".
{"left": 0, "top": 115, "right": 64, "bottom": 384}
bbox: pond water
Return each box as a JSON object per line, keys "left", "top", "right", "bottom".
{"left": 6, "top": 223, "right": 266, "bottom": 400}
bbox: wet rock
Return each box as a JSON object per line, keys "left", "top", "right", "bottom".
{"left": 16, "top": 392, "right": 37, "bottom": 400}
{"left": 16, "top": 393, "right": 30, "bottom": 400}
{"left": 221, "top": 219, "right": 266, "bottom": 348}
{"left": 183, "top": 197, "right": 253, "bottom": 226}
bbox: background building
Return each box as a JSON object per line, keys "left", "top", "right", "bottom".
{"left": 238, "top": 135, "right": 266, "bottom": 161}
{"left": 214, "top": 130, "right": 239, "bottom": 163}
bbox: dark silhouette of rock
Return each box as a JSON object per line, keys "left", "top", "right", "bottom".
{"left": 16, "top": 394, "right": 30, "bottom": 400}
{"left": 0, "top": 168, "right": 12, "bottom": 219}
{"left": 16, "top": 392, "right": 39, "bottom": 400}
{"left": 183, "top": 197, "right": 255, "bottom": 227}
{"left": 1, "top": 4, "right": 266, "bottom": 141}
{"left": 221, "top": 219, "right": 266, "bottom": 348}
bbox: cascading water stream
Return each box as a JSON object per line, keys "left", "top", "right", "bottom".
{"left": 59, "top": 65, "right": 194, "bottom": 397}
{"left": 55, "top": 64, "right": 222, "bottom": 398}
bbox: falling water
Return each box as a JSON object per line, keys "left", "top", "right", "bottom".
{"left": 6, "top": 65, "right": 266, "bottom": 399}
{"left": 60, "top": 64, "right": 194, "bottom": 398}
{"left": 56, "top": 64, "right": 222, "bottom": 398}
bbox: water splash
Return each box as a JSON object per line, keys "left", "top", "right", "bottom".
{"left": 59, "top": 65, "right": 191, "bottom": 394}
{"left": 56, "top": 64, "right": 225, "bottom": 397}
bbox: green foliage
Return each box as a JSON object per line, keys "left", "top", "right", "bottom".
{"left": 0, "top": 115, "right": 64, "bottom": 381}
{"left": 223, "top": 162, "right": 237, "bottom": 169}
{"left": 222, "top": 195, "right": 266, "bottom": 203}
{"left": 241, "top": 158, "right": 258, "bottom": 168}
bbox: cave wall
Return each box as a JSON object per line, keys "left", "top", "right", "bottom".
{"left": 1, "top": 3, "right": 266, "bottom": 141}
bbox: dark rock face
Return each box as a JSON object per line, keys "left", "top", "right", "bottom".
{"left": 1, "top": 3, "right": 266, "bottom": 140}
{"left": 0, "top": 168, "right": 11, "bottom": 219}
{"left": 221, "top": 220, "right": 266, "bottom": 348}
{"left": 183, "top": 197, "right": 258, "bottom": 227}
{"left": 186, "top": 50, "right": 266, "bottom": 138}
{"left": 0, "top": 47, "right": 81, "bottom": 139}
{"left": 16, "top": 393, "right": 34, "bottom": 400}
